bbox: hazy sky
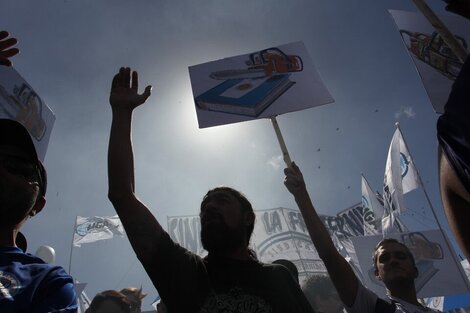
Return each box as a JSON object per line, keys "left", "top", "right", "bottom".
{"left": 1, "top": 0, "right": 468, "bottom": 309}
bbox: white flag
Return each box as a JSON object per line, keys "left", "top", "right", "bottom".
{"left": 361, "top": 175, "right": 384, "bottom": 235}
{"left": 383, "top": 127, "right": 419, "bottom": 214}
{"left": 73, "top": 215, "right": 125, "bottom": 247}
{"left": 381, "top": 211, "right": 407, "bottom": 235}
{"left": 396, "top": 128, "right": 419, "bottom": 194}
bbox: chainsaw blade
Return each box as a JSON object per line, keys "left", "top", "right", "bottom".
{"left": 210, "top": 68, "right": 267, "bottom": 80}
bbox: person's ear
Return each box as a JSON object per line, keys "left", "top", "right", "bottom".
{"left": 30, "top": 195, "right": 46, "bottom": 217}
{"left": 374, "top": 267, "right": 382, "bottom": 281}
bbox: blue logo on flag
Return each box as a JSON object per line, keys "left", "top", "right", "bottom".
{"left": 400, "top": 152, "right": 410, "bottom": 178}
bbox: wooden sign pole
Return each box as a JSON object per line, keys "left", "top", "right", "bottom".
{"left": 270, "top": 116, "right": 292, "bottom": 167}
{"left": 412, "top": 0, "right": 468, "bottom": 62}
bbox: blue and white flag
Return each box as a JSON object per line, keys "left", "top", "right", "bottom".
{"left": 383, "top": 127, "right": 419, "bottom": 215}
{"left": 73, "top": 215, "right": 125, "bottom": 247}
{"left": 361, "top": 175, "right": 384, "bottom": 235}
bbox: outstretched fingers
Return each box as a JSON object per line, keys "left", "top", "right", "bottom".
{"left": 0, "top": 31, "right": 19, "bottom": 67}
{"left": 138, "top": 85, "right": 152, "bottom": 104}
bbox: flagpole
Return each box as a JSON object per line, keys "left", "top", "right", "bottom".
{"left": 411, "top": 0, "right": 468, "bottom": 63}
{"left": 68, "top": 216, "right": 77, "bottom": 275}
{"left": 395, "top": 123, "right": 470, "bottom": 292}
{"left": 270, "top": 116, "right": 292, "bottom": 167}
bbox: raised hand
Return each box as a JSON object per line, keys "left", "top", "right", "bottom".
{"left": 0, "top": 31, "right": 19, "bottom": 67}
{"left": 109, "top": 67, "right": 152, "bottom": 111}
{"left": 283, "top": 162, "right": 307, "bottom": 196}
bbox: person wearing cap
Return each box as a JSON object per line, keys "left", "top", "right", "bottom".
{"left": 0, "top": 32, "right": 77, "bottom": 313}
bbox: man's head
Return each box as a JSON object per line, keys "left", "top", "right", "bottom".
{"left": 120, "top": 287, "right": 146, "bottom": 313}
{"left": 372, "top": 238, "right": 418, "bottom": 288}
{"left": 86, "top": 290, "right": 131, "bottom": 313}
{"left": 0, "top": 119, "right": 47, "bottom": 231}
{"left": 302, "top": 274, "right": 344, "bottom": 313}
{"left": 199, "top": 187, "right": 255, "bottom": 254}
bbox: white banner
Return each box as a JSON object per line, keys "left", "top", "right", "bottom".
{"left": 168, "top": 205, "right": 375, "bottom": 282}
{"left": 73, "top": 215, "right": 125, "bottom": 247}
{"left": 350, "top": 230, "right": 469, "bottom": 298}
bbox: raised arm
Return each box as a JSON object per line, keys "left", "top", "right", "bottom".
{"left": 283, "top": 162, "right": 359, "bottom": 307}
{"left": 107, "top": 67, "right": 162, "bottom": 264}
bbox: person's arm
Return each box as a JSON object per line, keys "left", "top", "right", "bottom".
{"left": 283, "top": 162, "right": 359, "bottom": 307}
{"left": 0, "top": 31, "right": 19, "bottom": 66}
{"left": 445, "top": 0, "right": 470, "bottom": 20}
{"left": 107, "top": 67, "right": 161, "bottom": 265}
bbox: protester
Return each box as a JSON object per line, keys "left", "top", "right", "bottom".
{"left": 107, "top": 67, "right": 315, "bottom": 312}
{"left": 283, "top": 162, "right": 441, "bottom": 312}
{"left": 120, "top": 287, "right": 146, "bottom": 313}
{"left": 437, "top": 4, "right": 470, "bottom": 261}
{"left": 0, "top": 118, "right": 78, "bottom": 312}
{"left": 85, "top": 290, "right": 131, "bottom": 313}
{"left": 302, "top": 274, "right": 345, "bottom": 313}
{"left": 0, "top": 32, "right": 77, "bottom": 312}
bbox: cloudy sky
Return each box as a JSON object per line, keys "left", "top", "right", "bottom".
{"left": 1, "top": 0, "right": 468, "bottom": 309}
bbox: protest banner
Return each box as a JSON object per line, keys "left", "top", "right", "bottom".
{"left": 168, "top": 204, "right": 376, "bottom": 283}
{"left": 0, "top": 66, "right": 55, "bottom": 160}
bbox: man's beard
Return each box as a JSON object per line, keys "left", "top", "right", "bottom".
{"left": 201, "top": 220, "right": 245, "bottom": 254}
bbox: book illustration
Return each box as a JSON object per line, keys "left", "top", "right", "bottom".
{"left": 210, "top": 47, "right": 303, "bottom": 80}
{"left": 399, "top": 30, "right": 467, "bottom": 80}
{"left": 195, "top": 74, "right": 295, "bottom": 117}
{"left": 195, "top": 47, "right": 303, "bottom": 117}
{"left": 0, "top": 83, "right": 46, "bottom": 140}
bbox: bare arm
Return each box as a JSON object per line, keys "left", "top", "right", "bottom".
{"left": 283, "top": 162, "right": 359, "bottom": 307}
{"left": 108, "top": 67, "right": 161, "bottom": 265}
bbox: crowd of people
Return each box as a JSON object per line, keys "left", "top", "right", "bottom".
{"left": 0, "top": 1, "right": 469, "bottom": 312}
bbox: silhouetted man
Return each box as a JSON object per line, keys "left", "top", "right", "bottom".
{"left": 107, "top": 67, "right": 314, "bottom": 313}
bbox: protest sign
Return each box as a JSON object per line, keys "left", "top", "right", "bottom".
{"left": 189, "top": 41, "right": 334, "bottom": 128}
{"left": 0, "top": 66, "right": 55, "bottom": 160}
{"left": 389, "top": 10, "right": 470, "bottom": 113}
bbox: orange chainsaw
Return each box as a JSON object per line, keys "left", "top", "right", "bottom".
{"left": 210, "top": 47, "right": 303, "bottom": 80}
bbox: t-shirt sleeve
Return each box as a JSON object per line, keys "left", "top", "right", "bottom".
{"left": 345, "top": 281, "right": 378, "bottom": 313}
{"left": 34, "top": 267, "right": 78, "bottom": 313}
{"left": 142, "top": 231, "right": 208, "bottom": 310}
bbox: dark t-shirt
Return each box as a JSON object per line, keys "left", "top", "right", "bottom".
{"left": 144, "top": 232, "right": 315, "bottom": 313}
{"left": 0, "top": 246, "right": 78, "bottom": 313}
